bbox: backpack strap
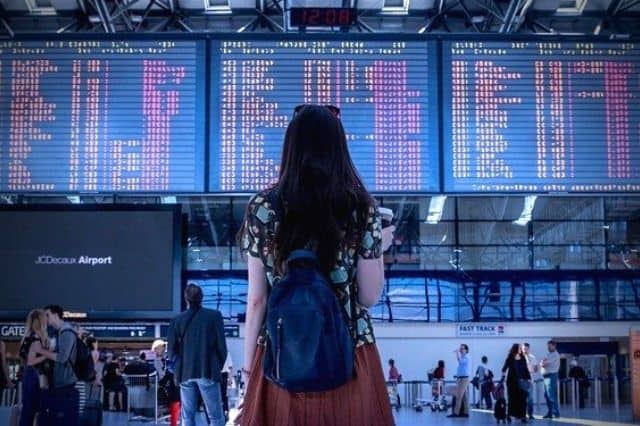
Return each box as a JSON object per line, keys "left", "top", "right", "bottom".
{"left": 59, "top": 328, "right": 77, "bottom": 366}
{"left": 286, "top": 250, "right": 318, "bottom": 264}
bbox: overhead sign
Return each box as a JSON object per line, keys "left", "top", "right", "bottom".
{"left": 0, "top": 324, "right": 25, "bottom": 340}
{"left": 81, "top": 324, "right": 156, "bottom": 339}
{"left": 225, "top": 324, "right": 240, "bottom": 338}
{"left": 456, "top": 323, "right": 505, "bottom": 338}
{"left": 0, "top": 323, "right": 156, "bottom": 340}
{"left": 159, "top": 324, "right": 239, "bottom": 338}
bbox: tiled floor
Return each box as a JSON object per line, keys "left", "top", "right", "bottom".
{"left": 1, "top": 403, "right": 635, "bottom": 425}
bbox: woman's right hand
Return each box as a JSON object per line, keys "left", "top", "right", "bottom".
{"left": 381, "top": 225, "right": 396, "bottom": 252}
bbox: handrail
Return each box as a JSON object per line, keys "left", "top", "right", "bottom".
{"left": 122, "top": 371, "right": 159, "bottom": 423}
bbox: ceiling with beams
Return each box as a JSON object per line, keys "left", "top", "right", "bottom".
{"left": 0, "top": 0, "right": 638, "bottom": 35}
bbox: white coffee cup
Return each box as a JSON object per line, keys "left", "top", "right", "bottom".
{"left": 378, "top": 207, "right": 394, "bottom": 228}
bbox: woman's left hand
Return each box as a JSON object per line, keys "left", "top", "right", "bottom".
{"left": 381, "top": 225, "right": 396, "bottom": 252}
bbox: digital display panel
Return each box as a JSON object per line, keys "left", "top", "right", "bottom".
{"left": 443, "top": 41, "right": 640, "bottom": 193}
{"left": 210, "top": 39, "right": 440, "bottom": 193}
{"left": 0, "top": 39, "right": 206, "bottom": 193}
{"left": 0, "top": 205, "right": 182, "bottom": 320}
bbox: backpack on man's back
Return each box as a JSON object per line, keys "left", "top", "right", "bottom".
{"left": 263, "top": 250, "right": 354, "bottom": 392}
{"left": 60, "top": 329, "right": 96, "bottom": 383}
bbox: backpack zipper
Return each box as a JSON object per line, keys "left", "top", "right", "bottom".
{"left": 276, "top": 317, "right": 283, "bottom": 380}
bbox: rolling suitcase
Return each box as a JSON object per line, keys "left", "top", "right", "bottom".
{"left": 80, "top": 383, "right": 103, "bottom": 426}
{"left": 493, "top": 397, "right": 508, "bottom": 423}
{"left": 80, "top": 399, "right": 102, "bottom": 426}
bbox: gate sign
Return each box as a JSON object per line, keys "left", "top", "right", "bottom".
{"left": 0, "top": 324, "right": 25, "bottom": 340}
{"left": 456, "top": 323, "right": 505, "bottom": 337}
{"left": 0, "top": 323, "right": 155, "bottom": 340}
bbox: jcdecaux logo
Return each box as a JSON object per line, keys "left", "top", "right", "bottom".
{"left": 34, "top": 255, "right": 113, "bottom": 266}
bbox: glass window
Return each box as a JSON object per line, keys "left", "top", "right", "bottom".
{"left": 189, "top": 277, "right": 248, "bottom": 321}
{"left": 386, "top": 277, "right": 428, "bottom": 321}
{"left": 459, "top": 246, "right": 530, "bottom": 270}
{"left": 457, "top": 197, "right": 525, "bottom": 221}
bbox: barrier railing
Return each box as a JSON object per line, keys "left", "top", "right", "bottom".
{"left": 393, "top": 375, "right": 626, "bottom": 415}
{"left": 123, "top": 372, "right": 159, "bottom": 423}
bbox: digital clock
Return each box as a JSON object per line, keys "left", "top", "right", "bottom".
{"left": 290, "top": 7, "right": 357, "bottom": 27}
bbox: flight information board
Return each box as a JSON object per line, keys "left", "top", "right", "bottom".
{"left": 211, "top": 39, "right": 439, "bottom": 192}
{"left": 0, "top": 39, "right": 205, "bottom": 192}
{"left": 443, "top": 41, "right": 640, "bottom": 193}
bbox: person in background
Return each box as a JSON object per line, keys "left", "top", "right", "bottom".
{"left": 568, "top": 358, "right": 588, "bottom": 409}
{"left": 433, "top": 360, "right": 445, "bottom": 380}
{"left": 103, "top": 353, "right": 125, "bottom": 411}
{"left": 387, "top": 358, "right": 402, "bottom": 409}
{"left": 541, "top": 340, "right": 561, "bottom": 419}
{"left": 18, "top": 309, "right": 51, "bottom": 426}
{"left": 448, "top": 344, "right": 471, "bottom": 418}
{"left": 522, "top": 343, "right": 541, "bottom": 420}
{"left": 168, "top": 283, "right": 227, "bottom": 426}
{"left": 238, "top": 105, "right": 395, "bottom": 425}
{"left": 39, "top": 304, "right": 79, "bottom": 426}
{"left": 502, "top": 343, "right": 531, "bottom": 423}
{"left": 118, "top": 356, "right": 127, "bottom": 373}
{"left": 388, "top": 359, "right": 402, "bottom": 383}
{"left": 151, "top": 340, "right": 167, "bottom": 380}
{"left": 475, "top": 355, "right": 493, "bottom": 410}
{"left": 86, "top": 337, "right": 102, "bottom": 386}
{"left": 123, "top": 352, "right": 153, "bottom": 375}
{"left": 0, "top": 339, "right": 14, "bottom": 392}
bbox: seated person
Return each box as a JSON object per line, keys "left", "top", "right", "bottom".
{"left": 123, "top": 352, "right": 154, "bottom": 376}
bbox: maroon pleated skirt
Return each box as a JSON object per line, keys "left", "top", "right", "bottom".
{"left": 238, "top": 343, "right": 395, "bottom": 426}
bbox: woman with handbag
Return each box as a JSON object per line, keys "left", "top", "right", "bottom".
{"left": 19, "top": 309, "right": 52, "bottom": 426}
{"left": 501, "top": 343, "right": 531, "bottom": 424}
{"left": 238, "top": 104, "right": 395, "bottom": 425}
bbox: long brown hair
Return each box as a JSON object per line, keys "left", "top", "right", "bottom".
{"left": 270, "top": 105, "right": 373, "bottom": 275}
{"left": 21, "top": 309, "right": 48, "bottom": 349}
{"left": 508, "top": 343, "right": 521, "bottom": 359}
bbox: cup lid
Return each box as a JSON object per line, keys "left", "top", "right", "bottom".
{"left": 378, "top": 207, "right": 394, "bottom": 218}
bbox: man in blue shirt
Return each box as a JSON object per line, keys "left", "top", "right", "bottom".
{"left": 448, "top": 343, "right": 471, "bottom": 417}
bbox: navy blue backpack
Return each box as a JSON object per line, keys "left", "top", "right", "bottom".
{"left": 263, "top": 249, "right": 355, "bottom": 392}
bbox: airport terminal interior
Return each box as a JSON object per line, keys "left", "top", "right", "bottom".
{"left": 0, "top": 0, "right": 639, "bottom": 425}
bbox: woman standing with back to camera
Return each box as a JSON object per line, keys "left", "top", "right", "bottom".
{"left": 238, "top": 104, "right": 395, "bottom": 425}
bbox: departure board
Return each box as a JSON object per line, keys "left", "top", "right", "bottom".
{"left": 0, "top": 40, "right": 205, "bottom": 192}
{"left": 443, "top": 41, "right": 640, "bottom": 193}
{"left": 211, "top": 39, "right": 439, "bottom": 192}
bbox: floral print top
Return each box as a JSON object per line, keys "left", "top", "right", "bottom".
{"left": 240, "top": 190, "right": 382, "bottom": 347}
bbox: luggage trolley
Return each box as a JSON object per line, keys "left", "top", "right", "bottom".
{"left": 427, "top": 379, "right": 451, "bottom": 412}
{"left": 386, "top": 380, "right": 401, "bottom": 411}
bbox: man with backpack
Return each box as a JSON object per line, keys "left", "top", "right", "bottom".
{"left": 168, "top": 283, "right": 227, "bottom": 426}
{"left": 475, "top": 355, "right": 493, "bottom": 410}
{"left": 40, "top": 304, "right": 79, "bottom": 426}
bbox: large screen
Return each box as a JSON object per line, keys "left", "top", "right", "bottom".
{"left": 443, "top": 41, "right": 640, "bottom": 193}
{"left": 0, "top": 39, "right": 206, "bottom": 193}
{"left": 210, "top": 39, "right": 440, "bottom": 193}
{"left": 0, "top": 206, "right": 182, "bottom": 319}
